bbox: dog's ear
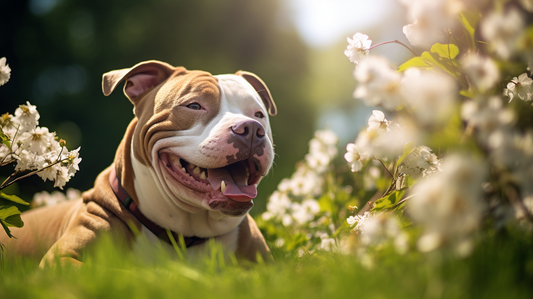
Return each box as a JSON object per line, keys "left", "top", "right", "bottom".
{"left": 235, "top": 71, "right": 277, "bottom": 116}
{"left": 102, "top": 60, "right": 176, "bottom": 102}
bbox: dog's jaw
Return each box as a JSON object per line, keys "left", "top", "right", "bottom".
{"left": 132, "top": 149, "right": 246, "bottom": 238}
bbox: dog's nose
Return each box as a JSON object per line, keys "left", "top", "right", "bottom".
{"left": 231, "top": 120, "right": 265, "bottom": 146}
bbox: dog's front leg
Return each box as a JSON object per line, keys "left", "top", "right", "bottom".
{"left": 39, "top": 201, "right": 134, "bottom": 268}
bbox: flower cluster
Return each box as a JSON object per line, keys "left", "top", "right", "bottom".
{"left": 338, "top": 0, "right": 533, "bottom": 258}
{"left": 260, "top": 129, "right": 345, "bottom": 253}
{"left": 32, "top": 188, "right": 81, "bottom": 208}
{"left": 0, "top": 57, "right": 11, "bottom": 86}
{"left": 1, "top": 57, "right": 82, "bottom": 244}
{"left": 1, "top": 101, "right": 82, "bottom": 189}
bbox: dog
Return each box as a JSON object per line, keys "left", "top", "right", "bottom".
{"left": 0, "top": 60, "right": 276, "bottom": 267}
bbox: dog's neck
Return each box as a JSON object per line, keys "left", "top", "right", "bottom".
{"left": 128, "top": 138, "right": 245, "bottom": 239}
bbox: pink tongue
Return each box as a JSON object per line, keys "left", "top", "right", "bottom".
{"left": 207, "top": 168, "right": 257, "bottom": 202}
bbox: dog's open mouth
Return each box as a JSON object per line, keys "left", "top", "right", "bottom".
{"left": 159, "top": 151, "right": 262, "bottom": 203}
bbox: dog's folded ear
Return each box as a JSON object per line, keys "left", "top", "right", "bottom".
{"left": 235, "top": 71, "right": 277, "bottom": 116}
{"left": 102, "top": 60, "right": 177, "bottom": 102}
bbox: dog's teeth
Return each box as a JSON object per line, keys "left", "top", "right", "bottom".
{"left": 193, "top": 166, "right": 201, "bottom": 175}
{"left": 200, "top": 171, "right": 207, "bottom": 180}
{"left": 220, "top": 181, "right": 226, "bottom": 193}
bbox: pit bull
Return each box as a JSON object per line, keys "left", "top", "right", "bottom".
{"left": 0, "top": 60, "right": 276, "bottom": 267}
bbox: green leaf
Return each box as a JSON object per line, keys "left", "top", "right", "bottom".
{"left": 0, "top": 205, "right": 23, "bottom": 226}
{"left": 0, "top": 128, "right": 10, "bottom": 148}
{"left": 398, "top": 57, "right": 431, "bottom": 72}
{"left": 396, "top": 142, "right": 415, "bottom": 168}
{"left": 430, "top": 43, "right": 459, "bottom": 59}
{"left": 460, "top": 89, "right": 475, "bottom": 98}
{"left": 0, "top": 191, "right": 30, "bottom": 206}
{"left": 0, "top": 220, "right": 14, "bottom": 238}
{"left": 372, "top": 190, "right": 406, "bottom": 213}
{"left": 4, "top": 214, "right": 24, "bottom": 227}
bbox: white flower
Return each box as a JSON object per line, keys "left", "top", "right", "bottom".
{"left": 461, "top": 53, "right": 500, "bottom": 92}
{"left": 313, "top": 129, "right": 338, "bottom": 147}
{"left": 351, "top": 211, "right": 372, "bottom": 232}
{"left": 318, "top": 237, "right": 336, "bottom": 251}
{"left": 399, "top": 145, "right": 441, "bottom": 177}
{"left": 264, "top": 191, "right": 292, "bottom": 220}
{"left": 354, "top": 56, "right": 404, "bottom": 110}
{"left": 401, "top": 0, "right": 464, "bottom": 48}
{"left": 403, "top": 20, "right": 444, "bottom": 48}
{"left": 408, "top": 154, "right": 487, "bottom": 255}
{"left": 291, "top": 199, "right": 321, "bottom": 225}
{"left": 461, "top": 96, "right": 515, "bottom": 144}
{"left": 347, "top": 215, "right": 358, "bottom": 227}
{"left": 18, "top": 127, "right": 55, "bottom": 155}
{"left": 13, "top": 101, "right": 40, "bottom": 133}
{"left": 15, "top": 149, "right": 46, "bottom": 172}
{"left": 367, "top": 110, "right": 391, "bottom": 132}
{"left": 344, "top": 33, "right": 372, "bottom": 64}
{"left": 287, "top": 166, "right": 323, "bottom": 196}
{"left": 355, "top": 122, "right": 419, "bottom": 161}
{"left": 504, "top": 73, "right": 533, "bottom": 103}
{"left": 481, "top": 8, "right": 524, "bottom": 59}
{"left": 32, "top": 189, "right": 79, "bottom": 207}
{"left": 304, "top": 129, "right": 338, "bottom": 174}
{"left": 0, "top": 57, "right": 11, "bottom": 86}
{"left": 65, "top": 146, "right": 82, "bottom": 176}
{"left": 344, "top": 143, "right": 368, "bottom": 172}
{"left": 53, "top": 167, "right": 70, "bottom": 189}
{"left": 402, "top": 68, "right": 458, "bottom": 126}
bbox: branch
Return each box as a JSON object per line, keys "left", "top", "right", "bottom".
{"left": 368, "top": 39, "right": 418, "bottom": 56}
{"left": 505, "top": 187, "right": 533, "bottom": 224}
{"left": 0, "top": 158, "right": 67, "bottom": 190}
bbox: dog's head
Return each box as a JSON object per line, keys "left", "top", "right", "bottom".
{"left": 102, "top": 60, "right": 276, "bottom": 217}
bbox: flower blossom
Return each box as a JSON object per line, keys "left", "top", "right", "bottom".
{"left": 344, "top": 33, "right": 372, "bottom": 65}
{"left": 461, "top": 53, "right": 500, "bottom": 92}
{"left": 13, "top": 101, "right": 40, "bottom": 133}
{"left": 1, "top": 102, "right": 82, "bottom": 190}
{"left": 344, "top": 143, "right": 368, "bottom": 172}
{"left": 504, "top": 72, "right": 533, "bottom": 103}
{"left": 367, "top": 110, "right": 391, "bottom": 132}
{"left": 402, "top": 68, "right": 458, "bottom": 126}
{"left": 461, "top": 96, "right": 515, "bottom": 144}
{"left": 354, "top": 56, "right": 403, "bottom": 110}
{"left": 408, "top": 154, "right": 487, "bottom": 256}
{"left": 481, "top": 8, "right": 524, "bottom": 59}
{"left": 305, "top": 129, "right": 338, "bottom": 173}
{"left": 399, "top": 145, "right": 441, "bottom": 177}
{"left": 401, "top": 0, "right": 464, "bottom": 48}
{"left": 0, "top": 57, "right": 11, "bottom": 86}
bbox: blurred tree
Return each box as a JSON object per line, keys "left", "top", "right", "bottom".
{"left": 0, "top": 0, "right": 315, "bottom": 214}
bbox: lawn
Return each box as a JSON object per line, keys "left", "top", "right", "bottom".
{"left": 1, "top": 227, "right": 532, "bottom": 299}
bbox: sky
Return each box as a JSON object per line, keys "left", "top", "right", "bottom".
{"left": 286, "top": 0, "right": 403, "bottom": 48}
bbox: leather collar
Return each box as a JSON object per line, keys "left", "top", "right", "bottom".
{"left": 108, "top": 166, "right": 207, "bottom": 248}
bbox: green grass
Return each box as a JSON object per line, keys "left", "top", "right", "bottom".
{"left": 1, "top": 228, "right": 533, "bottom": 299}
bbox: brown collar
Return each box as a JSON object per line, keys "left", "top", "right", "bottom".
{"left": 108, "top": 166, "right": 207, "bottom": 248}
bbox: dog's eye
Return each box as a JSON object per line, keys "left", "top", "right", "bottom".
{"left": 254, "top": 111, "right": 265, "bottom": 118}
{"left": 186, "top": 103, "right": 202, "bottom": 110}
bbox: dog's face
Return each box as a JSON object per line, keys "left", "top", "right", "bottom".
{"left": 103, "top": 61, "right": 276, "bottom": 218}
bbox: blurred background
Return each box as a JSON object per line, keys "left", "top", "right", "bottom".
{"left": 0, "top": 0, "right": 410, "bottom": 215}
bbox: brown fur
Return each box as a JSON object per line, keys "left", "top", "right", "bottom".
{"left": 0, "top": 61, "right": 273, "bottom": 267}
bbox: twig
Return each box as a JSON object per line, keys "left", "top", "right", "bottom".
{"left": 0, "top": 158, "right": 67, "bottom": 190}
{"left": 378, "top": 159, "right": 394, "bottom": 177}
{"left": 368, "top": 39, "right": 418, "bottom": 56}
{"left": 393, "top": 192, "right": 420, "bottom": 208}
{"left": 505, "top": 187, "right": 533, "bottom": 224}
